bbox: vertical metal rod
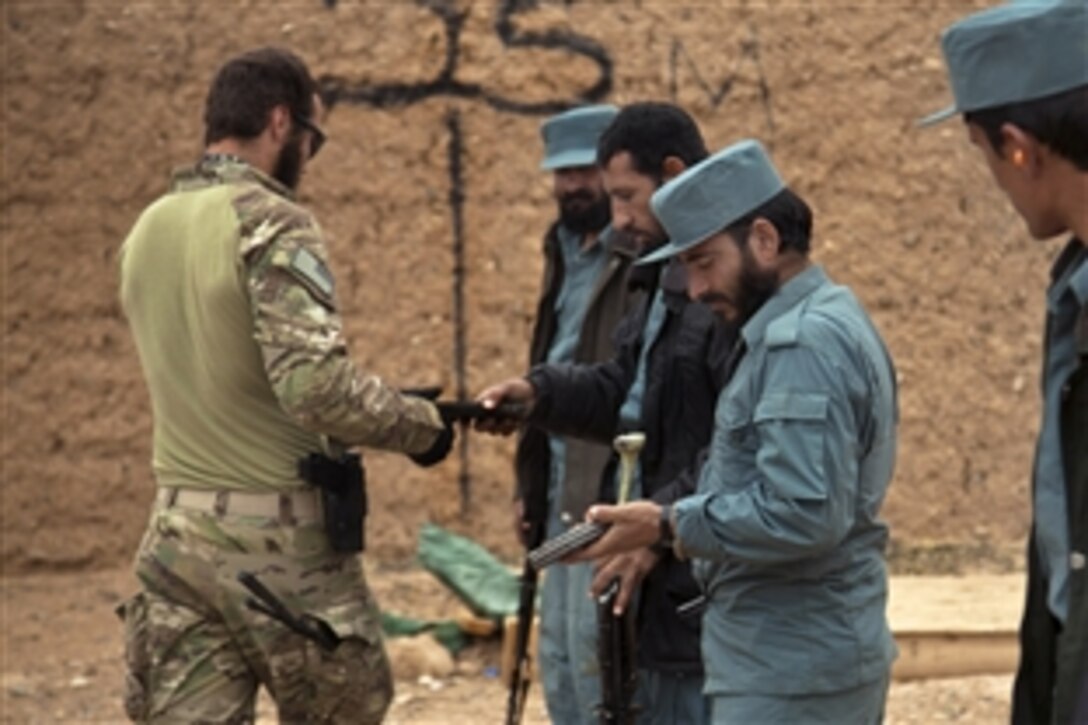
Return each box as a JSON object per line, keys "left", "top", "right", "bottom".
{"left": 445, "top": 107, "right": 471, "bottom": 516}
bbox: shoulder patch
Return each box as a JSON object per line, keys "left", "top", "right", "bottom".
{"left": 290, "top": 247, "right": 335, "bottom": 300}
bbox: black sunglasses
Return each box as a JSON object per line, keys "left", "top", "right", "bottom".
{"left": 292, "top": 112, "right": 327, "bottom": 159}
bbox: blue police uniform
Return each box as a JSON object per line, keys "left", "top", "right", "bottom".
{"left": 675, "top": 266, "right": 898, "bottom": 723}
{"left": 643, "top": 140, "right": 899, "bottom": 724}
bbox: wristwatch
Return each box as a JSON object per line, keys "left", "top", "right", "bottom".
{"left": 657, "top": 504, "right": 675, "bottom": 549}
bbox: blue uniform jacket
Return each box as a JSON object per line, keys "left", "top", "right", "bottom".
{"left": 674, "top": 265, "right": 899, "bottom": 696}
{"left": 1013, "top": 238, "right": 1088, "bottom": 725}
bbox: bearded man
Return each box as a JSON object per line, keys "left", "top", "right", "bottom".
{"left": 116, "top": 47, "right": 452, "bottom": 724}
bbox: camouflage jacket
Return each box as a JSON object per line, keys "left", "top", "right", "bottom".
{"left": 119, "top": 155, "right": 442, "bottom": 490}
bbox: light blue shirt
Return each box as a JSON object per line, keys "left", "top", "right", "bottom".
{"left": 1034, "top": 243, "right": 1088, "bottom": 623}
{"left": 674, "top": 265, "right": 899, "bottom": 696}
{"left": 545, "top": 224, "right": 611, "bottom": 523}
{"left": 614, "top": 288, "right": 668, "bottom": 500}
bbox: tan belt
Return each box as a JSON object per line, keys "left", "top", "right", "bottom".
{"left": 156, "top": 487, "right": 322, "bottom": 523}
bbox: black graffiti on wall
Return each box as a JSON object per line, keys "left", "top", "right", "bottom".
{"left": 443, "top": 108, "right": 471, "bottom": 515}
{"left": 668, "top": 25, "right": 776, "bottom": 134}
{"left": 320, "top": 0, "right": 613, "bottom": 515}
{"left": 321, "top": 0, "right": 612, "bottom": 114}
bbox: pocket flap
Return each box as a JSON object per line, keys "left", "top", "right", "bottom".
{"left": 754, "top": 392, "right": 828, "bottom": 423}
{"left": 313, "top": 599, "right": 382, "bottom": 643}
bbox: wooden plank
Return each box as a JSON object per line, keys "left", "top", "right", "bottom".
{"left": 888, "top": 575, "right": 1023, "bottom": 633}
{"left": 455, "top": 606, "right": 500, "bottom": 637}
{"left": 892, "top": 630, "right": 1019, "bottom": 681}
{"left": 495, "top": 576, "right": 1026, "bottom": 683}
{"left": 500, "top": 615, "right": 540, "bottom": 687}
{"left": 887, "top": 575, "right": 1022, "bottom": 678}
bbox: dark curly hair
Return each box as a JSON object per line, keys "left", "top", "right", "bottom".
{"left": 203, "top": 47, "right": 317, "bottom": 146}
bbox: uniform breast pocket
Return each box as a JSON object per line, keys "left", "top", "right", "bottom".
{"left": 719, "top": 401, "right": 758, "bottom": 452}
{"left": 704, "top": 398, "right": 759, "bottom": 495}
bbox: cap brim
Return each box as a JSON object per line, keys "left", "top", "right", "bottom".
{"left": 636, "top": 241, "right": 684, "bottom": 266}
{"left": 916, "top": 104, "right": 958, "bottom": 127}
{"left": 540, "top": 149, "right": 598, "bottom": 171}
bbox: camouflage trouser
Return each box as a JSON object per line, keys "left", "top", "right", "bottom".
{"left": 117, "top": 502, "right": 392, "bottom": 724}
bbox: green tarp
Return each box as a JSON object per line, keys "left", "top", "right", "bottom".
{"left": 416, "top": 522, "right": 520, "bottom": 619}
{"left": 378, "top": 523, "right": 521, "bottom": 655}
{"left": 380, "top": 611, "right": 467, "bottom": 654}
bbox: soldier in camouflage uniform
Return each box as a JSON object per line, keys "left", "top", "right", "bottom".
{"left": 116, "top": 47, "right": 453, "bottom": 724}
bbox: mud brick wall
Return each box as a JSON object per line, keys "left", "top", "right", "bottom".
{"left": 2, "top": 0, "right": 1041, "bottom": 574}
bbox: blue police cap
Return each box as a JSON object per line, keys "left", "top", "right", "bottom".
{"left": 639, "top": 139, "right": 785, "bottom": 265}
{"left": 920, "top": 0, "right": 1088, "bottom": 126}
{"left": 539, "top": 105, "right": 619, "bottom": 171}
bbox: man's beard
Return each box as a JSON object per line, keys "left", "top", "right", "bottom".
{"left": 699, "top": 245, "right": 778, "bottom": 325}
{"left": 272, "top": 134, "right": 305, "bottom": 190}
{"left": 735, "top": 250, "right": 778, "bottom": 324}
{"left": 557, "top": 191, "right": 611, "bottom": 234}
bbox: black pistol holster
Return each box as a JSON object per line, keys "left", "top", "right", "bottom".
{"left": 298, "top": 452, "right": 367, "bottom": 553}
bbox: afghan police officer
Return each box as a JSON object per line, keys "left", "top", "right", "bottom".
{"left": 515, "top": 103, "right": 645, "bottom": 725}
{"left": 923, "top": 2, "right": 1088, "bottom": 722}
{"left": 116, "top": 47, "right": 452, "bottom": 724}
{"left": 573, "top": 140, "right": 899, "bottom": 724}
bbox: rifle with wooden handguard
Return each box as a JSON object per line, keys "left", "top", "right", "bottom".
{"left": 526, "top": 433, "right": 645, "bottom": 724}
{"left": 593, "top": 433, "right": 644, "bottom": 725}
{"left": 597, "top": 578, "right": 638, "bottom": 724}
{"left": 504, "top": 431, "right": 548, "bottom": 725}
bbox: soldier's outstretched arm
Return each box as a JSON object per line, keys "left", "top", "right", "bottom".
{"left": 240, "top": 202, "right": 444, "bottom": 455}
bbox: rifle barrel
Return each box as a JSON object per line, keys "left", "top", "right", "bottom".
{"left": 526, "top": 521, "right": 608, "bottom": 570}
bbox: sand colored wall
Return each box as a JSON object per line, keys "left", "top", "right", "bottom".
{"left": 3, "top": 0, "right": 1044, "bottom": 573}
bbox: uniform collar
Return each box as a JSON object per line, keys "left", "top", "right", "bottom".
{"left": 1047, "top": 238, "right": 1088, "bottom": 312}
{"left": 741, "top": 264, "right": 827, "bottom": 349}
{"left": 170, "top": 154, "right": 296, "bottom": 201}
{"left": 660, "top": 259, "right": 688, "bottom": 295}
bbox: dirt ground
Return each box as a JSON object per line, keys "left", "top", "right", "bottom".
{"left": 2, "top": 565, "right": 1015, "bottom": 724}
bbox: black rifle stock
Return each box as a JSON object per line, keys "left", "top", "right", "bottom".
{"left": 400, "top": 386, "right": 528, "bottom": 424}
{"left": 435, "top": 400, "right": 527, "bottom": 424}
{"left": 597, "top": 580, "right": 638, "bottom": 724}
{"left": 505, "top": 467, "right": 548, "bottom": 725}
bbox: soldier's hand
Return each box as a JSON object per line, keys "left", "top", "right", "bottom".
{"left": 408, "top": 419, "right": 455, "bottom": 468}
{"left": 474, "top": 378, "right": 534, "bottom": 435}
{"left": 590, "top": 548, "right": 660, "bottom": 616}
